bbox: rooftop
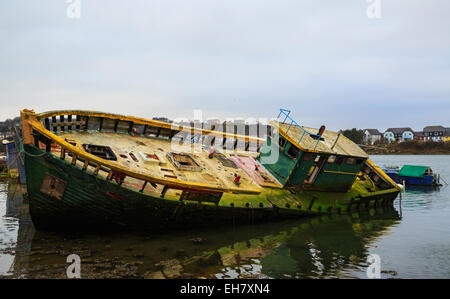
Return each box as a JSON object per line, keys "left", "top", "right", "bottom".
{"left": 423, "top": 125, "right": 446, "bottom": 132}
{"left": 385, "top": 128, "right": 414, "bottom": 134}
{"left": 273, "top": 121, "right": 368, "bottom": 158}
{"left": 364, "top": 129, "right": 382, "bottom": 135}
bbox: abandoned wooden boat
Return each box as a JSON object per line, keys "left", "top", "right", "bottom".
{"left": 20, "top": 108, "right": 401, "bottom": 231}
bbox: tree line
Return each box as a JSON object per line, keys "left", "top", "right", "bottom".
{"left": 341, "top": 128, "right": 365, "bottom": 144}
{"left": 0, "top": 117, "right": 20, "bottom": 133}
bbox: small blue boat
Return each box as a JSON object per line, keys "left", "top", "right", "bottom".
{"left": 382, "top": 165, "right": 441, "bottom": 187}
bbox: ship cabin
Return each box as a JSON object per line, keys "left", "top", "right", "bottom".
{"left": 258, "top": 110, "right": 369, "bottom": 192}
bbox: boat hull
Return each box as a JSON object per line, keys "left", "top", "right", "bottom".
{"left": 25, "top": 145, "right": 400, "bottom": 232}
{"left": 385, "top": 172, "right": 440, "bottom": 186}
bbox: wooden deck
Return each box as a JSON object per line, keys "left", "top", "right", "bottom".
{"left": 57, "top": 131, "right": 270, "bottom": 194}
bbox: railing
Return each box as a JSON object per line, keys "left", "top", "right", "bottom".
{"left": 37, "top": 110, "right": 265, "bottom": 153}
{"left": 276, "top": 109, "right": 321, "bottom": 150}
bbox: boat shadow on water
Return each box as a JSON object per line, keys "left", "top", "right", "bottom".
{"left": 3, "top": 184, "right": 401, "bottom": 279}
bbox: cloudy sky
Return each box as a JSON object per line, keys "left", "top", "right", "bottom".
{"left": 0, "top": 0, "right": 449, "bottom": 131}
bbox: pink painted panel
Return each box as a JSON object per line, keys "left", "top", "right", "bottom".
{"left": 230, "top": 155, "right": 278, "bottom": 186}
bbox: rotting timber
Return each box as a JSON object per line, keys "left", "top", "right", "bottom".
{"left": 20, "top": 109, "right": 401, "bottom": 231}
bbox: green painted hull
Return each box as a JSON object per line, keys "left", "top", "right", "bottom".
{"left": 24, "top": 144, "right": 399, "bottom": 232}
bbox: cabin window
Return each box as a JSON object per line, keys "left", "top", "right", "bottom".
{"left": 303, "top": 152, "right": 314, "bottom": 161}
{"left": 346, "top": 157, "right": 356, "bottom": 165}
{"left": 287, "top": 144, "right": 300, "bottom": 159}
{"left": 327, "top": 155, "right": 336, "bottom": 163}
{"left": 356, "top": 158, "right": 365, "bottom": 165}
{"left": 335, "top": 156, "right": 344, "bottom": 165}
{"left": 82, "top": 144, "right": 117, "bottom": 161}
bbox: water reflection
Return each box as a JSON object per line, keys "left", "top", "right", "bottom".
{"left": 1, "top": 179, "right": 401, "bottom": 279}
{"left": 214, "top": 208, "right": 401, "bottom": 279}
{"left": 399, "top": 185, "right": 445, "bottom": 212}
{"left": 405, "top": 185, "right": 441, "bottom": 194}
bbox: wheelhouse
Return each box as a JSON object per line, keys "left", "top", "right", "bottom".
{"left": 258, "top": 110, "right": 369, "bottom": 192}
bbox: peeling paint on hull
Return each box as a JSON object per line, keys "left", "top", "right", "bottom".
{"left": 25, "top": 145, "right": 399, "bottom": 232}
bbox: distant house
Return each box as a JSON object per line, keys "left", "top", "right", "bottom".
{"left": 423, "top": 126, "right": 446, "bottom": 142}
{"left": 443, "top": 128, "right": 450, "bottom": 143}
{"left": 414, "top": 131, "right": 425, "bottom": 141}
{"left": 384, "top": 128, "right": 414, "bottom": 143}
{"left": 363, "top": 129, "right": 382, "bottom": 145}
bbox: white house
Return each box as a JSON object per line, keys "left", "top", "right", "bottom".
{"left": 363, "top": 129, "right": 382, "bottom": 145}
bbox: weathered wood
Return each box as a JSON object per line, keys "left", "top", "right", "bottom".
{"left": 76, "top": 115, "right": 81, "bottom": 130}
{"left": 161, "top": 185, "right": 169, "bottom": 198}
{"left": 68, "top": 115, "right": 72, "bottom": 130}
{"left": 59, "top": 115, "right": 65, "bottom": 132}
{"left": 44, "top": 118, "right": 50, "bottom": 131}
{"left": 82, "top": 159, "right": 89, "bottom": 171}
{"left": 52, "top": 116, "right": 57, "bottom": 133}
{"left": 93, "top": 164, "right": 101, "bottom": 176}
{"left": 60, "top": 147, "right": 66, "bottom": 160}
{"left": 51, "top": 121, "right": 85, "bottom": 128}
{"left": 140, "top": 181, "right": 148, "bottom": 193}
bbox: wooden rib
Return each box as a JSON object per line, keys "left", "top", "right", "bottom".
{"left": 37, "top": 110, "right": 264, "bottom": 144}
{"left": 140, "top": 181, "right": 148, "bottom": 193}
{"left": 60, "top": 147, "right": 66, "bottom": 160}
{"left": 93, "top": 164, "right": 101, "bottom": 176}
{"left": 82, "top": 159, "right": 89, "bottom": 171}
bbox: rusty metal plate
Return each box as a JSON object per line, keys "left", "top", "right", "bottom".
{"left": 40, "top": 173, "right": 67, "bottom": 200}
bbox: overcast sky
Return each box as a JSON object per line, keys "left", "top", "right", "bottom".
{"left": 1, "top": 0, "right": 449, "bottom": 131}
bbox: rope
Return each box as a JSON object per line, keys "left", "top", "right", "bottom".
{"left": 7, "top": 153, "right": 20, "bottom": 168}
{"left": 10, "top": 126, "right": 24, "bottom": 165}
{"left": 23, "top": 147, "right": 47, "bottom": 158}
{"left": 8, "top": 178, "right": 20, "bottom": 201}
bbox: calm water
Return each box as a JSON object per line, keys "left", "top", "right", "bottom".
{"left": 0, "top": 155, "right": 449, "bottom": 279}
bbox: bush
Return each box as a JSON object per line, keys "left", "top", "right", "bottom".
{"left": 342, "top": 128, "right": 365, "bottom": 144}
{"left": 396, "top": 140, "right": 450, "bottom": 152}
